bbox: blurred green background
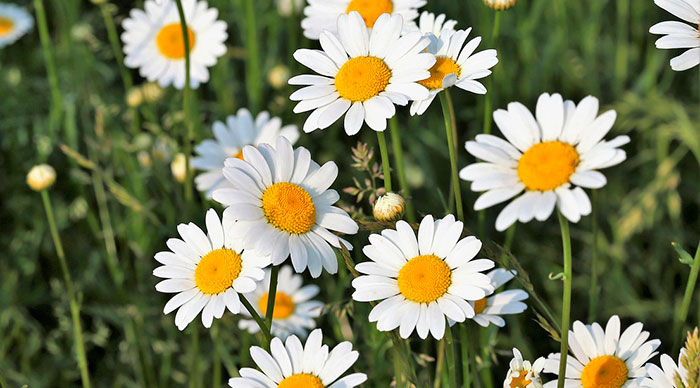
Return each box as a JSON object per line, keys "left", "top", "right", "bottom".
{"left": 0, "top": 0, "right": 698, "bottom": 386}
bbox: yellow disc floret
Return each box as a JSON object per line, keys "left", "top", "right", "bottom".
{"left": 473, "top": 297, "right": 488, "bottom": 314}
{"left": 419, "top": 57, "right": 461, "bottom": 90}
{"left": 0, "top": 17, "right": 14, "bottom": 36}
{"left": 345, "top": 0, "right": 394, "bottom": 28}
{"left": 258, "top": 292, "right": 296, "bottom": 319}
{"left": 262, "top": 182, "right": 317, "bottom": 234}
{"left": 517, "top": 141, "right": 579, "bottom": 192}
{"left": 580, "top": 355, "right": 629, "bottom": 388}
{"left": 277, "top": 373, "right": 325, "bottom": 388}
{"left": 335, "top": 56, "right": 392, "bottom": 102}
{"left": 194, "top": 248, "right": 243, "bottom": 295}
{"left": 398, "top": 255, "right": 452, "bottom": 303}
{"left": 156, "top": 23, "right": 196, "bottom": 59}
{"left": 509, "top": 371, "right": 532, "bottom": 388}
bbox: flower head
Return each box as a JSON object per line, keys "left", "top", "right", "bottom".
{"left": 27, "top": 164, "right": 56, "bottom": 191}
{"left": 505, "top": 348, "right": 545, "bottom": 388}
{"left": 0, "top": 3, "right": 33, "bottom": 48}
{"left": 471, "top": 268, "right": 528, "bottom": 327}
{"left": 483, "top": 0, "right": 518, "bottom": 10}
{"left": 373, "top": 192, "right": 406, "bottom": 222}
{"left": 461, "top": 93, "right": 629, "bottom": 231}
{"left": 644, "top": 328, "right": 700, "bottom": 388}
{"left": 649, "top": 0, "right": 700, "bottom": 71}
{"left": 171, "top": 153, "right": 192, "bottom": 183}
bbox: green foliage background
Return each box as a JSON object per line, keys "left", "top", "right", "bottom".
{"left": 0, "top": 0, "right": 698, "bottom": 387}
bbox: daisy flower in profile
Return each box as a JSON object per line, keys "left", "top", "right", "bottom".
{"left": 504, "top": 348, "right": 545, "bottom": 388}
{"left": 192, "top": 109, "right": 300, "bottom": 198}
{"left": 153, "top": 209, "right": 270, "bottom": 330}
{"left": 352, "top": 215, "right": 495, "bottom": 340}
{"left": 301, "top": 0, "right": 425, "bottom": 40}
{"left": 121, "top": 0, "right": 227, "bottom": 89}
{"left": 649, "top": 0, "right": 700, "bottom": 71}
{"left": 409, "top": 27, "right": 498, "bottom": 116}
{"left": 0, "top": 3, "right": 33, "bottom": 48}
{"left": 213, "top": 137, "right": 358, "bottom": 278}
{"left": 228, "top": 329, "right": 367, "bottom": 388}
{"left": 239, "top": 265, "right": 324, "bottom": 340}
{"left": 471, "top": 268, "right": 528, "bottom": 328}
{"left": 543, "top": 315, "right": 660, "bottom": 388}
{"left": 461, "top": 92, "right": 629, "bottom": 231}
{"left": 290, "top": 12, "right": 435, "bottom": 135}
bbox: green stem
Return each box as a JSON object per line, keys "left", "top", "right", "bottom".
{"left": 460, "top": 325, "right": 471, "bottom": 388}
{"left": 40, "top": 191, "right": 91, "bottom": 388}
{"left": 389, "top": 117, "right": 415, "bottom": 222}
{"left": 377, "top": 131, "right": 393, "bottom": 192}
{"left": 481, "top": 12, "right": 500, "bottom": 136}
{"left": 676, "top": 242, "right": 700, "bottom": 347}
{"left": 189, "top": 326, "right": 200, "bottom": 388}
{"left": 500, "top": 224, "right": 516, "bottom": 265}
{"left": 439, "top": 91, "right": 464, "bottom": 221}
{"left": 211, "top": 324, "right": 222, "bottom": 388}
{"left": 444, "top": 323, "right": 458, "bottom": 388}
{"left": 588, "top": 190, "right": 599, "bottom": 322}
{"left": 556, "top": 211, "right": 572, "bottom": 388}
{"left": 265, "top": 266, "right": 280, "bottom": 330}
{"left": 33, "top": 0, "right": 62, "bottom": 133}
{"left": 174, "top": 0, "right": 194, "bottom": 201}
{"left": 240, "top": 295, "right": 273, "bottom": 347}
{"left": 244, "top": 0, "right": 262, "bottom": 112}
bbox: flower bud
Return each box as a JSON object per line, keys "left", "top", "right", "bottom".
{"left": 141, "top": 82, "right": 164, "bottom": 103}
{"left": 483, "top": 0, "right": 517, "bottom": 10}
{"left": 373, "top": 193, "right": 405, "bottom": 222}
{"left": 27, "top": 164, "right": 56, "bottom": 191}
{"left": 268, "top": 64, "right": 291, "bottom": 90}
{"left": 171, "top": 153, "right": 192, "bottom": 183}
{"left": 126, "top": 87, "right": 144, "bottom": 108}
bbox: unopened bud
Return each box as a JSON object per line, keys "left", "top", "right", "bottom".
{"left": 27, "top": 164, "right": 56, "bottom": 191}
{"left": 171, "top": 153, "right": 192, "bottom": 183}
{"left": 141, "top": 82, "right": 164, "bottom": 103}
{"left": 126, "top": 87, "right": 143, "bottom": 107}
{"left": 268, "top": 64, "right": 290, "bottom": 90}
{"left": 373, "top": 193, "right": 405, "bottom": 222}
{"left": 483, "top": 0, "right": 517, "bottom": 10}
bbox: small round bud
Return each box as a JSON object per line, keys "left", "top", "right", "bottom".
{"left": 373, "top": 193, "right": 406, "bottom": 222}
{"left": 268, "top": 64, "right": 291, "bottom": 90}
{"left": 137, "top": 151, "right": 152, "bottom": 169}
{"left": 27, "top": 164, "right": 56, "bottom": 191}
{"left": 141, "top": 82, "right": 164, "bottom": 103}
{"left": 483, "top": 0, "right": 517, "bottom": 10}
{"left": 171, "top": 153, "right": 192, "bottom": 183}
{"left": 126, "top": 87, "right": 144, "bottom": 108}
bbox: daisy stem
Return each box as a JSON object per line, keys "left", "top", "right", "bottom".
{"left": 174, "top": 0, "right": 194, "bottom": 202}
{"left": 439, "top": 91, "right": 464, "bottom": 222}
{"left": 587, "top": 190, "right": 599, "bottom": 322}
{"left": 377, "top": 131, "right": 393, "bottom": 192}
{"left": 556, "top": 211, "right": 572, "bottom": 388}
{"left": 189, "top": 326, "right": 200, "bottom": 388}
{"left": 33, "top": 0, "right": 63, "bottom": 133}
{"left": 459, "top": 325, "right": 471, "bottom": 388}
{"left": 675, "top": 242, "right": 700, "bottom": 350}
{"left": 444, "top": 323, "right": 458, "bottom": 388}
{"left": 211, "top": 323, "right": 222, "bottom": 388}
{"left": 265, "top": 265, "right": 280, "bottom": 329}
{"left": 40, "top": 190, "right": 92, "bottom": 388}
{"left": 389, "top": 117, "right": 416, "bottom": 223}
{"left": 244, "top": 0, "right": 262, "bottom": 112}
{"left": 240, "top": 294, "right": 273, "bottom": 347}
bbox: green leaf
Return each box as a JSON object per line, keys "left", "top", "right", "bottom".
{"left": 672, "top": 242, "right": 695, "bottom": 266}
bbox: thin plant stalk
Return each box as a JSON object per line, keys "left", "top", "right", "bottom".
{"left": 588, "top": 190, "right": 599, "bottom": 322}
{"left": 459, "top": 325, "right": 471, "bottom": 388}
{"left": 244, "top": 0, "right": 262, "bottom": 112}
{"left": 33, "top": 0, "right": 63, "bottom": 133}
{"left": 189, "top": 326, "right": 200, "bottom": 388}
{"left": 174, "top": 0, "right": 194, "bottom": 201}
{"left": 211, "top": 324, "right": 222, "bottom": 388}
{"left": 556, "top": 211, "right": 572, "bottom": 388}
{"left": 377, "top": 131, "right": 393, "bottom": 192}
{"left": 481, "top": 11, "right": 501, "bottom": 136}
{"left": 40, "top": 191, "right": 92, "bottom": 388}
{"left": 676, "top": 242, "right": 700, "bottom": 349}
{"left": 240, "top": 294, "right": 273, "bottom": 347}
{"left": 265, "top": 265, "right": 280, "bottom": 329}
{"left": 389, "top": 117, "right": 415, "bottom": 222}
{"left": 444, "top": 323, "right": 458, "bottom": 388}
{"left": 439, "top": 91, "right": 464, "bottom": 221}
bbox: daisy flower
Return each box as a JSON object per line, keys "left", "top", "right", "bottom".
{"left": 301, "top": 0, "right": 426, "bottom": 40}
{"left": 239, "top": 265, "right": 324, "bottom": 339}
{"left": 483, "top": 0, "right": 518, "bottom": 10}
{"left": 543, "top": 315, "right": 660, "bottom": 388}
{"left": 0, "top": 3, "right": 33, "bottom": 48}
{"left": 290, "top": 12, "right": 435, "bottom": 135}
{"left": 192, "top": 109, "right": 300, "bottom": 198}
{"left": 460, "top": 92, "right": 629, "bottom": 231}
{"left": 471, "top": 268, "right": 528, "bottom": 328}
{"left": 504, "top": 348, "right": 545, "bottom": 388}
{"left": 121, "top": 0, "right": 227, "bottom": 89}
{"left": 212, "top": 137, "right": 358, "bottom": 278}
{"left": 643, "top": 353, "right": 690, "bottom": 388}
{"left": 649, "top": 0, "right": 700, "bottom": 71}
{"left": 228, "top": 329, "right": 367, "bottom": 388}
{"left": 352, "top": 215, "right": 495, "bottom": 340}
{"left": 153, "top": 209, "right": 270, "bottom": 330}
{"left": 409, "top": 27, "right": 498, "bottom": 116}
{"left": 414, "top": 11, "right": 457, "bottom": 36}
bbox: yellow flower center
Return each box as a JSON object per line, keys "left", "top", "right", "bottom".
{"left": 335, "top": 56, "right": 392, "bottom": 102}
{"left": 517, "top": 141, "right": 579, "bottom": 192}
{"left": 473, "top": 297, "right": 488, "bottom": 314}
{"left": 419, "top": 56, "right": 461, "bottom": 90}
{"left": 261, "top": 182, "right": 317, "bottom": 234}
{"left": 345, "top": 0, "right": 393, "bottom": 28}
{"left": 0, "top": 17, "right": 14, "bottom": 36}
{"left": 510, "top": 371, "right": 532, "bottom": 388}
{"left": 277, "top": 373, "right": 325, "bottom": 388}
{"left": 580, "top": 356, "right": 629, "bottom": 388}
{"left": 257, "top": 292, "right": 296, "bottom": 319}
{"left": 397, "top": 255, "right": 452, "bottom": 303}
{"left": 194, "top": 248, "right": 243, "bottom": 295}
{"left": 156, "top": 23, "right": 196, "bottom": 59}
{"left": 232, "top": 150, "right": 244, "bottom": 160}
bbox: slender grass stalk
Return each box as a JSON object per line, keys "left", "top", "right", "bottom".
{"left": 33, "top": 0, "right": 63, "bottom": 133}
{"left": 389, "top": 117, "right": 415, "bottom": 222}
{"left": 434, "top": 340, "right": 445, "bottom": 388}
{"left": 244, "top": 0, "right": 262, "bottom": 112}
{"left": 500, "top": 224, "right": 516, "bottom": 265}
{"left": 675, "top": 242, "right": 700, "bottom": 349}
{"left": 189, "top": 326, "right": 200, "bottom": 388}
{"left": 393, "top": 347, "right": 408, "bottom": 388}
{"left": 40, "top": 191, "right": 91, "bottom": 388}
{"left": 240, "top": 295, "right": 273, "bottom": 347}
{"left": 459, "top": 325, "right": 471, "bottom": 388}
{"left": 0, "top": 370, "right": 7, "bottom": 388}
{"left": 265, "top": 265, "right": 280, "bottom": 329}
{"left": 377, "top": 131, "right": 393, "bottom": 192}
{"left": 444, "top": 323, "right": 458, "bottom": 388}
{"left": 556, "top": 211, "right": 572, "bottom": 388}
{"left": 481, "top": 11, "right": 501, "bottom": 136}
{"left": 174, "top": 0, "right": 194, "bottom": 201}
{"left": 211, "top": 324, "right": 221, "bottom": 388}
{"left": 588, "top": 190, "right": 599, "bottom": 322}
{"left": 439, "top": 91, "right": 464, "bottom": 221}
